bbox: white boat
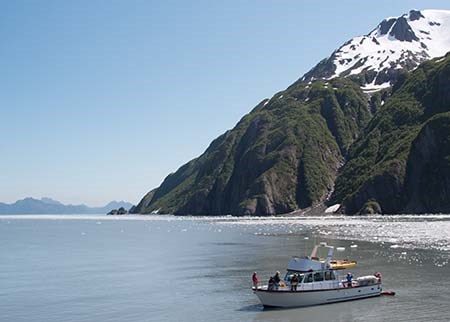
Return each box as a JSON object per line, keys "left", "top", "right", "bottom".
{"left": 253, "top": 242, "right": 382, "bottom": 308}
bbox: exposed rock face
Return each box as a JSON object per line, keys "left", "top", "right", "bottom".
{"left": 332, "top": 54, "right": 450, "bottom": 214}
{"left": 107, "top": 207, "right": 128, "bottom": 215}
{"left": 409, "top": 10, "right": 425, "bottom": 22}
{"left": 389, "top": 17, "right": 419, "bottom": 42}
{"left": 133, "top": 189, "right": 156, "bottom": 213}
{"left": 360, "top": 200, "right": 382, "bottom": 214}
{"left": 133, "top": 78, "right": 371, "bottom": 215}
{"left": 403, "top": 113, "right": 450, "bottom": 213}
{"left": 379, "top": 19, "right": 396, "bottom": 35}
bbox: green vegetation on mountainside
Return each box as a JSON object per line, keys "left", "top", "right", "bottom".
{"left": 331, "top": 53, "right": 450, "bottom": 214}
{"left": 133, "top": 78, "right": 371, "bottom": 215}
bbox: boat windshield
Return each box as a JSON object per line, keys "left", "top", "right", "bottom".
{"left": 284, "top": 271, "right": 304, "bottom": 283}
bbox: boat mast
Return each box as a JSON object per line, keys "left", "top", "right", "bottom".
{"left": 310, "top": 242, "right": 334, "bottom": 269}
{"left": 324, "top": 244, "right": 334, "bottom": 269}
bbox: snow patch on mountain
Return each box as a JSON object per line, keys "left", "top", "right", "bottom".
{"left": 304, "top": 10, "right": 450, "bottom": 91}
{"left": 361, "top": 80, "right": 392, "bottom": 91}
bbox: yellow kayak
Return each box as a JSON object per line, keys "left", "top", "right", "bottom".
{"left": 329, "top": 260, "right": 357, "bottom": 269}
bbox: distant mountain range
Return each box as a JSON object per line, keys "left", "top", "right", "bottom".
{"left": 0, "top": 198, "right": 133, "bottom": 214}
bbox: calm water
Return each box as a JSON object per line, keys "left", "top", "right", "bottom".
{"left": 1, "top": 214, "right": 450, "bottom": 322}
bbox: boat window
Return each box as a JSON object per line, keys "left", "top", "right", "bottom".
{"left": 285, "top": 272, "right": 305, "bottom": 283}
{"left": 304, "top": 273, "right": 313, "bottom": 283}
{"left": 325, "top": 271, "right": 336, "bottom": 280}
{"left": 284, "top": 271, "right": 296, "bottom": 281}
{"left": 314, "top": 272, "right": 324, "bottom": 282}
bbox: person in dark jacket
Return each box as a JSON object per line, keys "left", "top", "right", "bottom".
{"left": 268, "top": 276, "right": 275, "bottom": 290}
{"left": 273, "top": 271, "right": 281, "bottom": 290}
{"left": 290, "top": 274, "right": 299, "bottom": 291}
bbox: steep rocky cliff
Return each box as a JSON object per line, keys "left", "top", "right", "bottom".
{"left": 404, "top": 113, "right": 450, "bottom": 213}
{"left": 331, "top": 53, "right": 450, "bottom": 214}
{"left": 134, "top": 78, "right": 370, "bottom": 215}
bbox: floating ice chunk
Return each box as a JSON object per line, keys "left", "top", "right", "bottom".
{"left": 350, "top": 244, "right": 358, "bottom": 248}
{"left": 390, "top": 244, "right": 400, "bottom": 249}
{"left": 304, "top": 237, "right": 309, "bottom": 240}
{"left": 325, "top": 204, "right": 341, "bottom": 213}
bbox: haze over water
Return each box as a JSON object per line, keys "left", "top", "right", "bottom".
{"left": 1, "top": 214, "right": 449, "bottom": 322}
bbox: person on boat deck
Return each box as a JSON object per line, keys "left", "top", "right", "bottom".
{"left": 252, "top": 272, "right": 259, "bottom": 288}
{"left": 346, "top": 272, "right": 353, "bottom": 287}
{"left": 273, "top": 271, "right": 281, "bottom": 290}
{"left": 268, "top": 276, "right": 275, "bottom": 290}
{"left": 290, "top": 274, "right": 299, "bottom": 291}
{"left": 374, "top": 272, "right": 382, "bottom": 282}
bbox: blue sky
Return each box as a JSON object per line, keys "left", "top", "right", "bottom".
{"left": 2, "top": 0, "right": 450, "bottom": 206}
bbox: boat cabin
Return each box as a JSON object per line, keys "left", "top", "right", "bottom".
{"left": 284, "top": 269, "right": 341, "bottom": 290}
{"left": 284, "top": 270, "right": 337, "bottom": 283}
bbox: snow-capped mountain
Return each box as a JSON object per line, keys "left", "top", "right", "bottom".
{"left": 303, "top": 9, "right": 450, "bottom": 90}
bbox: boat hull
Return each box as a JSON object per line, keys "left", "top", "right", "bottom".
{"left": 254, "top": 284, "right": 382, "bottom": 308}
